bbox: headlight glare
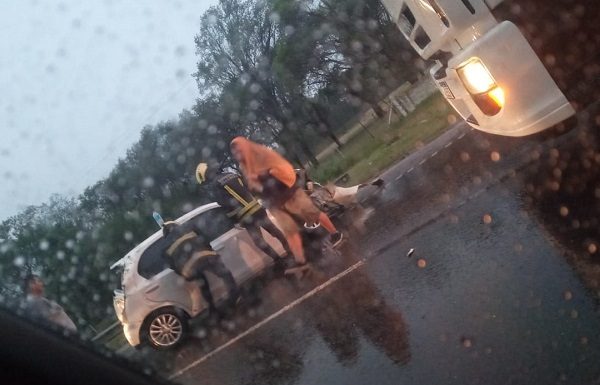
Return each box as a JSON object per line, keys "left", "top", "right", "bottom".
{"left": 457, "top": 58, "right": 496, "bottom": 94}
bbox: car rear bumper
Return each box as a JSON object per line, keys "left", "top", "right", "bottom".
{"left": 122, "top": 322, "right": 142, "bottom": 347}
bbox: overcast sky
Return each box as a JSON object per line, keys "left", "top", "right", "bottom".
{"left": 0, "top": 0, "right": 216, "bottom": 220}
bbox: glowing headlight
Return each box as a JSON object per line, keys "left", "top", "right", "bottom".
{"left": 488, "top": 86, "right": 505, "bottom": 108}
{"left": 457, "top": 58, "right": 496, "bottom": 94}
{"left": 457, "top": 58, "right": 505, "bottom": 116}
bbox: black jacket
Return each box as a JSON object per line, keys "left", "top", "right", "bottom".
{"left": 207, "top": 172, "right": 262, "bottom": 221}
{"left": 161, "top": 222, "right": 215, "bottom": 279}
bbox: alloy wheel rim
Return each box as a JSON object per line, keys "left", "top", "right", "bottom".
{"left": 149, "top": 313, "right": 183, "bottom": 346}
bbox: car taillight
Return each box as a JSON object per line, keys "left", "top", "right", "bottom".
{"left": 113, "top": 291, "right": 126, "bottom": 323}
{"left": 457, "top": 58, "right": 505, "bottom": 116}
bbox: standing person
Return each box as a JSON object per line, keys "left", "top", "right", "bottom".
{"left": 161, "top": 221, "right": 239, "bottom": 316}
{"left": 22, "top": 274, "right": 77, "bottom": 333}
{"left": 230, "top": 137, "right": 343, "bottom": 268}
{"left": 195, "top": 162, "right": 292, "bottom": 267}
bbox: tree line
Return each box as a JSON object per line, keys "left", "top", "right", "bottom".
{"left": 0, "top": 0, "right": 420, "bottom": 331}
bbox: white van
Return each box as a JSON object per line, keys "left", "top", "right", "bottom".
{"left": 381, "top": 0, "right": 593, "bottom": 136}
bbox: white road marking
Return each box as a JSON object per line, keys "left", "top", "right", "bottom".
{"left": 169, "top": 259, "right": 366, "bottom": 380}
{"left": 407, "top": 167, "right": 414, "bottom": 173}
{"left": 430, "top": 151, "right": 438, "bottom": 158}
{"left": 418, "top": 158, "right": 427, "bottom": 165}
{"left": 444, "top": 141, "right": 453, "bottom": 149}
{"left": 458, "top": 132, "right": 466, "bottom": 140}
{"left": 395, "top": 174, "right": 404, "bottom": 181}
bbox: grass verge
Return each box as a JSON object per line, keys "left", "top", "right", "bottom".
{"left": 310, "top": 93, "right": 454, "bottom": 185}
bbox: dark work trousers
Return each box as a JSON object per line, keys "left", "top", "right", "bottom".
{"left": 187, "top": 254, "right": 240, "bottom": 311}
{"left": 242, "top": 208, "right": 291, "bottom": 261}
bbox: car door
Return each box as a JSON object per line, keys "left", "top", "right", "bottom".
{"left": 136, "top": 237, "right": 202, "bottom": 316}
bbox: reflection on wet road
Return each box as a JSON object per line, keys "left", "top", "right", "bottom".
{"left": 147, "top": 106, "right": 600, "bottom": 385}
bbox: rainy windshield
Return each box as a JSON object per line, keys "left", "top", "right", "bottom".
{"left": 1, "top": 0, "right": 600, "bottom": 384}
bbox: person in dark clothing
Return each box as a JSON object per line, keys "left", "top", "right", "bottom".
{"left": 195, "top": 162, "right": 291, "bottom": 265}
{"left": 22, "top": 274, "right": 77, "bottom": 332}
{"left": 161, "top": 220, "right": 239, "bottom": 314}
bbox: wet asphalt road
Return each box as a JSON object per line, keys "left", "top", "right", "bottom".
{"left": 145, "top": 106, "right": 600, "bottom": 385}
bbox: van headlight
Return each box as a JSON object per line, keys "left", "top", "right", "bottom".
{"left": 457, "top": 58, "right": 505, "bottom": 116}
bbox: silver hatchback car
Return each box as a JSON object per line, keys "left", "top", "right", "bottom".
{"left": 111, "top": 203, "right": 284, "bottom": 349}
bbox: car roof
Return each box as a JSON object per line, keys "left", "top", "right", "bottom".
{"left": 109, "top": 202, "right": 220, "bottom": 269}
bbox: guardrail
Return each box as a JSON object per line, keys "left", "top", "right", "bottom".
{"left": 91, "top": 320, "right": 121, "bottom": 342}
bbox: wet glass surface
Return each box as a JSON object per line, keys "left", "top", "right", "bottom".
{"left": 1, "top": 0, "right": 600, "bottom": 384}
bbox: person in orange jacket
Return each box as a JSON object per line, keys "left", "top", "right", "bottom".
{"left": 230, "top": 137, "right": 343, "bottom": 268}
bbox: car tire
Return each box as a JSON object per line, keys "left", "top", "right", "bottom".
{"left": 142, "top": 307, "right": 189, "bottom": 350}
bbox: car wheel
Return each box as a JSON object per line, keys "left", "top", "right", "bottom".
{"left": 143, "top": 307, "right": 188, "bottom": 350}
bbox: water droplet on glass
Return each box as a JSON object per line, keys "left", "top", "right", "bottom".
{"left": 207, "top": 14, "right": 217, "bottom": 26}
{"left": 13, "top": 256, "right": 25, "bottom": 267}
{"left": 269, "top": 12, "right": 280, "bottom": 23}
{"left": 143, "top": 177, "right": 154, "bottom": 188}
{"left": 39, "top": 240, "right": 49, "bottom": 250}
{"left": 483, "top": 214, "right": 492, "bottom": 224}
{"left": 461, "top": 337, "right": 472, "bottom": 348}
{"left": 570, "top": 309, "right": 579, "bottom": 319}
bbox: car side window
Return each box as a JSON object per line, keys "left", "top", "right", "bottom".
{"left": 137, "top": 238, "right": 170, "bottom": 279}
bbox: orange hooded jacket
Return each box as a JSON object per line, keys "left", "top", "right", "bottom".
{"left": 230, "top": 137, "right": 297, "bottom": 191}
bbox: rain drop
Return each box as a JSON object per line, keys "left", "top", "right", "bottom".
{"left": 483, "top": 214, "right": 492, "bottom": 224}
{"left": 39, "top": 240, "right": 50, "bottom": 251}
{"left": 269, "top": 12, "right": 280, "bottom": 23}
{"left": 13, "top": 256, "right": 25, "bottom": 267}
{"left": 207, "top": 14, "right": 217, "bottom": 26}
{"left": 142, "top": 177, "right": 154, "bottom": 188}
{"left": 461, "top": 337, "right": 472, "bottom": 348}
{"left": 570, "top": 309, "right": 579, "bottom": 319}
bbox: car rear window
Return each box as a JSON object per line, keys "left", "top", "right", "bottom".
{"left": 137, "top": 237, "right": 170, "bottom": 279}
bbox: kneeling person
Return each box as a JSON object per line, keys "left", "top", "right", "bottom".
{"left": 161, "top": 221, "right": 239, "bottom": 315}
